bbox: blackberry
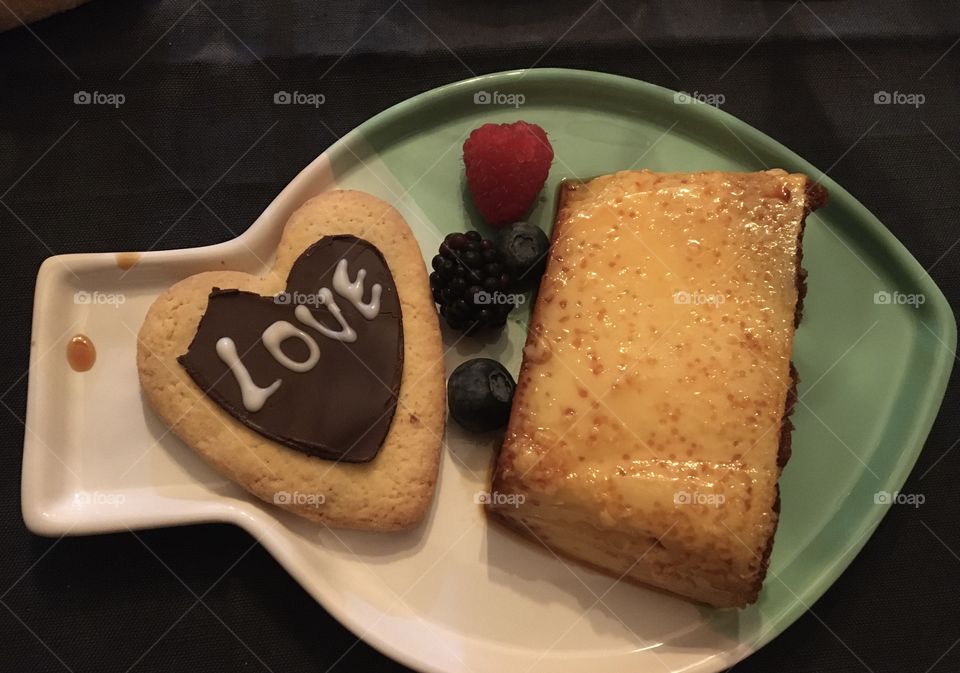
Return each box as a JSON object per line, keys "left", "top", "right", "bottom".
{"left": 430, "top": 231, "right": 516, "bottom": 332}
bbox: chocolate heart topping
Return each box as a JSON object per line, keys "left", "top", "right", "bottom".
{"left": 177, "top": 235, "right": 403, "bottom": 463}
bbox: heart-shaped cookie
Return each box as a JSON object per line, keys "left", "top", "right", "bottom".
{"left": 137, "top": 190, "right": 444, "bottom": 530}
{"left": 178, "top": 235, "right": 403, "bottom": 463}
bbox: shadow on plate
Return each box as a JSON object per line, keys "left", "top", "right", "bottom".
{"left": 481, "top": 503, "right": 750, "bottom": 651}
{"left": 139, "top": 390, "right": 429, "bottom": 559}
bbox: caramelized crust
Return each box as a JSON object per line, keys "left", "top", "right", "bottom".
{"left": 487, "top": 170, "right": 824, "bottom": 608}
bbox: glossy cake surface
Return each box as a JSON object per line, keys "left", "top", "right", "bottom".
{"left": 488, "top": 169, "right": 818, "bottom": 607}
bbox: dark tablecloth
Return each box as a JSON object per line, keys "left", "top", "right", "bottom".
{"left": 1, "top": 1, "right": 958, "bottom": 671}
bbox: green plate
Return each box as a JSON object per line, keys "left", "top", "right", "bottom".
{"left": 316, "top": 69, "right": 956, "bottom": 672}
{"left": 310, "top": 68, "right": 957, "bottom": 672}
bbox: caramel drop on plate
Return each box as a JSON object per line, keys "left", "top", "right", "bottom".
{"left": 115, "top": 252, "right": 141, "bottom": 270}
{"left": 67, "top": 334, "right": 96, "bottom": 372}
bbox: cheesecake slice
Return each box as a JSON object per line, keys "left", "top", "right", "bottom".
{"left": 487, "top": 169, "right": 825, "bottom": 608}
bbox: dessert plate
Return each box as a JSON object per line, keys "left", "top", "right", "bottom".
{"left": 22, "top": 69, "right": 955, "bottom": 672}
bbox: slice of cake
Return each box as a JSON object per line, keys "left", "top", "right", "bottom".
{"left": 487, "top": 169, "right": 825, "bottom": 608}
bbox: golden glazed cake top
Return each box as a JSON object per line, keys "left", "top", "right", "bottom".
{"left": 497, "top": 169, "right": 807, "bottom": 559}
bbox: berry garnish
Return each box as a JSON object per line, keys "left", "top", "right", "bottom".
{"left": 447, "top": 358, "right": 516, "bottom": 432}
{"left": 430, "top": 231, "right": 516, "bottom": 333}
{"left": 463, "top": 121, "right": 554, "bottom": 227}
{"left": 496, "top": 221, "right": 550, "bottom": 290}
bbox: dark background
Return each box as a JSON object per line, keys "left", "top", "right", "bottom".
{"left": 2, "top": 1, "right": 959, "bottom": 671}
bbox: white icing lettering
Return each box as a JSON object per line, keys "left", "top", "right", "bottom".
{"left": 332, "top": 259, "right": 381, "bottom": 319}
{"left": 261, "top": 321, "right": 320, "bottom": 373}
{"left": 294, "top": 289, "right": 357, "bottom": 343}
{"left": 213, "top": 260, "right": 382, "bottom": 413}
{"left": 215, "top": 337, "right": 281, "bottom": 412}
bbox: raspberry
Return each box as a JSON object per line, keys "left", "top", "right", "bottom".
{"left": 463, "top": 121, "right": 554, "bottom": 227}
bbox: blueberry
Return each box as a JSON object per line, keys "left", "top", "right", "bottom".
{"left": 497, "top": 222, "right": 550, "bottom": 289}
{"left": 447, "top": 358, "right": 516, "bottom": 432}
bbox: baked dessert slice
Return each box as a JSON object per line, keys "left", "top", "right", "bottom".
{"left": 487, "top": 170, "right": 825, "bottom": 607}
